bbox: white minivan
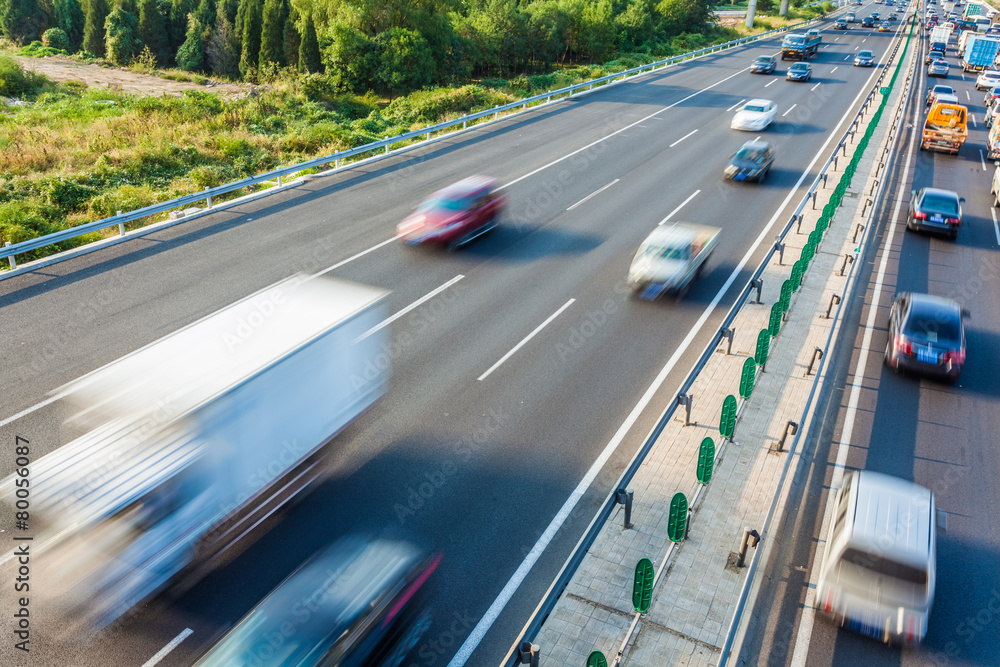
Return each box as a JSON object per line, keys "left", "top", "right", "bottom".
{"left": 816, "top": 471, "right": 936, "bottom": 643}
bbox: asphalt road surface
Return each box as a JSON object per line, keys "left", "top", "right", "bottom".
{"left": 0, "top": 7, "right": 913, "bottom": 666}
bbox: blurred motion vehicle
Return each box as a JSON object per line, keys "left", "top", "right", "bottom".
{"left": 396, "top": 176, "right": 505, "bottom": 250}
{"left": 884, "top": 292, "right": 967, "bottom": 380}
{"left": 976, "top": 69, "right": 1000, "bottom": 88}
{"left": 195, "top": 536, "right": 441, "bottom": 667}
{"left": 931, "top": 24, "right": 952, "bottom": 48}
{"left": 985, "top": 86, "right": 1000, "bottom": 109}
{"left": 836, "top": 18, "right": 849, "bottom": 28}
{"left": 0, "top": 275, "right": 391, "bottom": 633}
{"left": 750, "top": 55, "right": 778, "bottom": 73}
{"left": 627, "top": 223, "right": 720, "bottom": 299}
{"left": 862, "top": 15, "right": 875, "bottom": 26}
{"left": 730, "top": 99, "right": 777, "bottom": 130}
{"left": 781, "top": 30, "right": 821, "bottom": 60}
{"left": 816, "top": 471, "right": 937, "bottom": 643}
{"left": 879, "top": 20, "right": 893, "bottom": 31}
{"left": 990, "top": 159, "right": 1000, "bottom": 205}
{"left": 855, "top": 49, "right": 876, "bottom": 66}
{"left": 961, "top": 33, "right": 1000, "bottom": 70}
{"left": 724, "top": 139, "right": 775, "bottom": 183}
{"left": 786, "top": 62, "right": 813, "bottom": 81}
{"left": 928, "top": 58, "right": 951, "bottom": 76}
{"left": 925, "top": 48, "right": 945, "bottom": 64}
{"left": 907, "top": 186, "right": 965, "bottom": 238}
{"left": 921, "top": 101, "right": 967, "bottom": 153}
{"left": 847, "top": 11, "right": 856, "bottom": 21}
{"left": 985, "top": 98, "right": 999, "bottom": 127}
{"left": 925, "top": 84, "right": 956, "bottom": 105}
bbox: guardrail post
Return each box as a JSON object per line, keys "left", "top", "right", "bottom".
{"left": 820, "top": 173, "right": 828, "bottom": 189}
{"left": 737, "top": 528, "right": 760, "bottom": 567}
{"left": 806, "top": 347, "right": 824, "bottom": 376}
{"left": 773, "top": 238, "right": 785, "bottom": 266}
{"left": 825, "top": 294, "right": 841, "bottom": 319}
{"left": 832, "top": 156, "right": 839, "bottom": 171}
{"left": 205, "top": 187, "right": 212, "bottom": 209}
{"left": 517, "top": 642, "right": 540, "bottom": 667}
{"left": 117, "top": 211, "right": 125, "bottom": 236}
{"left": 718, "top": 327, "right": 735, "bottom": 355}
{"left": 869, "top": 178, "right": 879, "bottom": 195}
{"left": 795, "top": 214, "right": 805, "bottom": 234}
{"left": 751, "top": 279, "right": 764, "bottom": 304}
{"left": 677, "top": 393, "right": 693, "bottom": 427}
{"left": 777, "top": 420, "right": 798, "bottom": 452}
{"left": 615, "top": 488, "right": 635, "bottom": 529}
{"left": 277, "top": 174, "right": 282, "bottom": 186}
{"left": 861, "top": 197, "right": 872, "bottom": 216}
{"left": 853, "top": 223, "right": 865, "bottom": 243}
{"left": 839, "top": 254, "right": 855, "bottom": 276}
{"left": 4, "top": 241, "right": 15, "bottom": 270}
{"left": 809, "top": 191, "right": 818, "bottom": 209}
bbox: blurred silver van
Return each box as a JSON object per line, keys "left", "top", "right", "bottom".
{"left": 816, "top": 471, "right": 936, "bottom": 643}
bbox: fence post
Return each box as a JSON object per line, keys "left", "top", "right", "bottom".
{"left": 205, "top": 187, "right": 213, "bottom": 209}
{"left": 4, "top": 241, "right": 15, "bottom": 270}
{"left": 117, "top": 211, "right": 125, "bottom": 236}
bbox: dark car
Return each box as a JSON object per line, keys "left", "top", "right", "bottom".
{"left": 907, "top": 187, "right": 964, "bottom": 239}
{"left": 855, "top": 49, "right": 876, "bottom": 66}
{"left": 885, "top": 293, "right": 967, "bottom": 382}
{"left": 396, "top": 175, "right": 505, "bottom": 250}
{"left": 871, "top": 11, "right": 881, "bottom": 20}
{"left": 928, "top": 59, "right": 950, "bottom": 77}
{"left": 836, "top": 18, "right": 849, "bottom": 29}
{"left": 888, "top": 11, "right": 898, "bottom": 19}
{"left": 925, "top": 49, "right": 945, "bottom": 64}
{"left": 194, "top": 537, "right": 441, "bottom": 667}
{"left": 930, "top": 40, "right": 948, "bottom": 54}
{"left": 862, "top": 16, "right": 875, "bottom": 27}
{"left": 786, "top": 62, "right": 813, "bottom": 81}
{"left": 750, "top": 54, "right": 778, "bottom": 73}
{"left": 724, "top": 139, "right": 775, "bottom": 183}
{"left": 926, "top": 83, "right": 955, "bottom": 105}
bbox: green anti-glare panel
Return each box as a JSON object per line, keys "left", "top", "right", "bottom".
{"left": 632, "top": 558, "right": 655, "bottom": 614}
{"left": 755, "top": 329, "right": 770, "bottom": 367}
{"left": 792, "top": 260, "right": 804, "bottom": 290}
{"left": 739, "top": 356, "right": 757, "bottom": 399}
{"left": 587, "top": 651, "right": 609, "bottom": 667}
{"left": 780, "top": 279, "right": 792, "bottom": 313}
{"left": 697, "top": 437, "right": 716, "bottom": 485}
{"left": 720, "top": 394, "right": 737, "bottom": 439}
{"left": 667, "top": 492, "right": 689, "bottom": 543}
{"left": 809, "top": 229, "right": 823, "bottom": 247}
{"left": 769, "top": 301, "right": 782, "bottom": 337}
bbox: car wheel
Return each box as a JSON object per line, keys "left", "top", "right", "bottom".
{"left": 993, "top": 188, "right": 1000, "bottom": 208}
{"left": 949, "top": 228, "right": 958, "bottom": 240}
{"left": 758, "top": 168, "right": 768, "bottom": 183}
{"left": 884, "top": 340, "right": 899, "bottom": 372}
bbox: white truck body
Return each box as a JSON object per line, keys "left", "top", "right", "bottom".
{"left": 2, "top": 274, "right": 389, "bottom": 632}
{"left": 930, "top": 26, "right": 952, "bottom": 47}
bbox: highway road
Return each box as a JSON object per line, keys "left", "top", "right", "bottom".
{"left": 0, "top": 6, "right": 912, "bottom": 666}
{"left": 747, "top": 16, "right": 1000, "bottom": 667}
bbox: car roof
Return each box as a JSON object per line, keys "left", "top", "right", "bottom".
{"left": 920, "top": 186, "right": 961, "bottom": 200}
{"left": 738, "top": 139, "right": 772, "bottom": 151}
{"left": 754, "top": 54, "right": 775, "bottom": 59}
{"left": 901, "top": 291, "right": 961, "bottom": 315}
{"left": 433, "top": 175, "right": 497, "bottom": 200}
{"left": 745, "top": 98, "right": 773, "bottom": 106}
{"left": 859, "top": 49, "right": 873, "bottom": 55}
{"left": 850, "top": 471, "right": 933, "bottom": 563}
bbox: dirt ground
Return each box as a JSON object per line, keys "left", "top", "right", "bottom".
{"left": 13, "top": 55, "right": 248, "bottom": 98}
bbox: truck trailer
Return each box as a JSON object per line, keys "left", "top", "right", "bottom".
{"left": 962, "top": 33, "right": 1000, "bottom": 70}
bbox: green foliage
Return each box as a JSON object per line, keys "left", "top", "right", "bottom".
{"left": 0, "top": 54, "right": 50, "bottom": 97}
{"left": 281, "top": 3, "right": 297, "bottom": 68}
{"left": 176, "top": 14, "right": 205, "bottom": 70}
{"left": 238, "top": 0, "right": 261, "bottom": 78}
{"left": 105, "top": 5, "right": 143, "bottom": 64}
{"left": 138, "top": 0, "right": 170, "bottom": 64}
{"left": 55, "top": 0, "right": 87, "bottom": 52}
{"left": 323, "top": 22, "right": 375, "bottom": 90}
{"left": 205, "top": 2, "right": 239, "bottom": 77}
{"left": 258, "top": 0, "right": 285, "bottom": 66}
{"left": 83, "top": 0, "right": 110, "bottom": 56}
{"left": 87, "top": 182, "right": 161, "bottom": 218}
{"left": 297, "top": 10, "right": 319, "bottom": 73}
{"left": 169, "top": 0, "right": 194, "bottom": 54}
{"left": 1, "top": 0, "right": 45, "bottom": 46}
{"left": 658, "top": 0, "right": 715, "bottom": 35}
{"left": 375, "top": 27, "right": 433, "bottom": 99}
{"left": 42, "top": 28, "right": 71, "bottom": 51}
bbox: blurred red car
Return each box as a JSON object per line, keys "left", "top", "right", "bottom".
{"left": 397, "top": 176, "right": 506, "bottom": 249}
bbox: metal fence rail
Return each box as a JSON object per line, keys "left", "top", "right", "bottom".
{"left": 2, "top": 13, "right": 838, "bottom": 270}
{"left": 500, "top": 10, "right": 912, "bottom": 667}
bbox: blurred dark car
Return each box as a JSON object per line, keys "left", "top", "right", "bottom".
{"left": 885, "top": 292, "right": 967, "bottom": 382}
{"left": 928, "top": 59, "right": 950, "bottom": 77}
{"left": 836, "top": 18, "right": 849, "bottom": 29}
{"left": 907, "top": 186, "right": 964, "bottom": 239}
{"left": 855, "top": 49, "right": 876, "bottom": 66}
{"left": 925, "top": 49, "right": 945, "bottom": 64}
{"left": 396, "top": 176, "right": 505, "bottom": 250}
{"left": 724, "top": 139, "right": 775, "bottom": 183}
{"left": 786, "top": 62, "right": 813, "bottom": 81}
{"left": 750, "top": 54, "right": 778, "bottom": 73}
{"left": 872, "top": 11, "right": 881, "bottom": 19}
{"left": 195, "top": 537, "right": 441, "bottom": 667}
{"left": 862, "top": 16, "right": 876, "bottom": 27}
{"left": 888, "top": 12, "right": 898, "bottom": 19}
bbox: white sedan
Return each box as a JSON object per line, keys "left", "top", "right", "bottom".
{"left": 976, "top": 70, "right": 1000, "bottom": 91}
{"left": 731, "top": 99, "right": 778, "bottom": 131}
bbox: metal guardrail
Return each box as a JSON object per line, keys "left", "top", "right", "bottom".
{"left": 2, "top": 13, "right": 840, "bottom": 270}
{"left": 500, "top": 10, "right": 913, "bottom": 667}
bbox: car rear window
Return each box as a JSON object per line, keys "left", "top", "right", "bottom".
{"left": 736, "top": 147, "right": 766, "bottom": 161}
{"left": 921, "top": 193, "right": 959, "bottom": 214}
{"left": 841, "top": 548, "right": 929, "bottom": 585}
{"left": 903, "top": 304, "right": 961, "bottom": 343}
{"left": 420, "top": 195, "right": 475, "bottom": 212}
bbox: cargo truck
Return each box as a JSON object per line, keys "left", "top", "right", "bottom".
{"left": 921, "top": 101, "right": 968, "bottom": 154}
{"left": 931, "top": 26, "right": 952, "bottom": 51}
{"left": 962, "top": 33, "right": 1000, "bottom": 70}
{"left": 0, "top": 274, "right": 390, "bottom": 634}
{"left": 781, "top": 30, "right": 822, "bottom": 60}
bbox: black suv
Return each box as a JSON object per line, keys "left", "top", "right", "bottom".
{"left": 862, "top": 16, "right": 875, "bottom": 27}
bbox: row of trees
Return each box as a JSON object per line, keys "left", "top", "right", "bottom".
{"left": 1, "top": 0, "right": 718, "bottom": 95}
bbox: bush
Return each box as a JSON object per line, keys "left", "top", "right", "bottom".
{"left": 87, "top": 183, "right": 160, "bottom": 219}
{"left": 42, "top": 28, "right": 70, "bottom": 51}
{"left": 42, "top": 177, "right": 97, "bottom": 213}
{"left": 0, "top": 55, "right": 49, "bottom": 97}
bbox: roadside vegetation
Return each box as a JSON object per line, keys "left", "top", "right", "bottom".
{"left": 0, "top": 0, "right": 831, "bottom": 268}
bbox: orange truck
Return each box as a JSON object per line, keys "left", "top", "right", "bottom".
{"left": 921, "top": 102, "right": 968, "bottom": 154}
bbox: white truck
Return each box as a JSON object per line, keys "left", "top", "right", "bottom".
{"left": 1, "top": 274, "right": 390, "bottom": 633}
{"left": 930, "top": 26, "right": 952, "bottom": 50}
{"left": 627, "top": 222, "right": 720, "bottom": 299}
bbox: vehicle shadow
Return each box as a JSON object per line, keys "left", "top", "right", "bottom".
{"left": 456, "top": 223, "right": 606, "bottom": 262}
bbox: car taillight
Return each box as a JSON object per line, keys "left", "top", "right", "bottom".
{"left": 382, "top": 552, "right": 442, "bottom": 628}
{"left": 944, "top": 348, "right": 966, "bottom": 364}
{"left": 895, "top": 335, "right": 913, "bottom": 355}
{"left": 946, "top": 217, "right": 960, "bottom": 225}
{"left": 913, "top": 211, "right": 928, "bottom": 220}
{"left": 905, "top": 614, "right": 918, "bottom": 643}
{"left": 823, "top": 588, "right": 836, "bottom": 613}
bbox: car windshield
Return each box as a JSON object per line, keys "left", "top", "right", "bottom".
{"left": 791, "top": 64, "right": 808, "bottom": 70}
{"left": 921, "top": 193, "right": 960, "bottom": 214}
{"left": 754, "top": 56, "right": 772, "bottom": 63}
{"left": 743, "top": 104, "right": 766, "bottom": 112}
{"left": 859, "top": 51, "right": 873, "bottom": 57}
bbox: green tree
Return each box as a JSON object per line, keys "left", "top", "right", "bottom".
{"left": 322, "top": 21, "right": 374, "bottom": 90}
{"left": 192, "top": 0, "right": 213, "bottom": 28}
{"left": 54, "top": 0, "right": 86, "bottom": 52}
{"left": 524, "top": 1, "right": 570, "bottom": 67}
{"left": 138, "top": 0, "right": 170, "bottom": 63}
{"left": 2, "top": 0, "right": 46, "bottom": 45}
{"left": 465, "top": 0, "right": 528, "bottom": 76}
{"left": 42, "top": 27, "right": 70, "bottom": 50}
{"left": 375, "top": 27, "right": 433, "bottom": 100}
{"left": 616, "top": 0, "right": 654, "bottom": 51}
{"left": 176, "top": 13, "right": 204, "bottom": 70}
{"left": 298, "top": 10, "right": 320, "bottom": 73}
{"left": 104, "top": 4, "right": 142, "bottom": 64}
{"left": 657, "top": 0, "right": 714, "bottom": 35}
{"left": 82, "top": 0, "right": 110, "bottom": 55}
{"left": 238, "top": 0, "right": 262, "bottom": 78}
{"left": 169, "top": 0, "right": 194, "bottom": 54}
{"left": 258, "top": 0, "right": 286, "bottom": 67}
{"left": 205, "top": 2, "right": 238, "bottom": 76}
{"left": 282, "top": 5, "right": 298, "bottom": 69}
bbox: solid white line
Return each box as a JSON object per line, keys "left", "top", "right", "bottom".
{"left": 783, "top": 103, "right": 798, "bottom": 117}
{"left": 477, "top": 299, "right": 575, "bottom": 381}
{"left": 658, "top": 190, "right": 702, "bottom": 225}
{"left": 831, "top": 66, "right": 839, "bottom": 73}
{"left": 567, "top": 179, "right": 620, "bottom": 211}
{"left": 360, "top": 275, "right": 464, "bottom": 339}
{"left": 766, "top": 79, "right": 777, "bottom": 87}
{"left": 497, "top": 68, "right": 749, "bottom": 191}
{"left": 992, "top": 208, "right": 1000, "bottom": 245}
{"left": 317, "top": 236, "right": 396, "bottom": 275}
{"left": 669, "top": 129, "right": 699, "bottom": 148}
{"left": 789, "top": 80, "right": 920, "bottom": 667}
{"left": 141, "top": 628, "right": 193, "bottom": 667}
{"left": 454, "top": 54, "right": 890, "bottom": 667}
{"left": 727, "top": 98, "right": 748, "bottom": 112}
{"left": 981, "top": 148, "right": 987, "bottom": 170}
{"left": 811, "top": 82, "right": 822, "bottom": 91}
